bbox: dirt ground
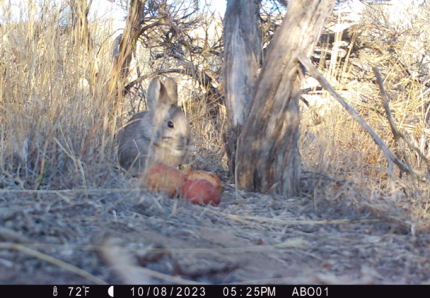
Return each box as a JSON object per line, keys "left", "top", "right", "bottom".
{"left": 0, "top": 169, "right": 430, "bottom": 285}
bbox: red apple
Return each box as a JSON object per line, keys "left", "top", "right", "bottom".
{"left": 186, "top": 171, "right": 222, "bottom": 193}
{"left": 142, "top": 164, "right": 188, "bottom": 198}
{"left": 181, "top": 179, "right": 221, "bottom": 206}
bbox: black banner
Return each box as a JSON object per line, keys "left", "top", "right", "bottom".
{"left": 0, "top": 285, "right": 421, "bottom": 297}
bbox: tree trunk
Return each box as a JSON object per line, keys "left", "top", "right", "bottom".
{"left": 104, "top": 0, "right": 146, "bottom": 151}
{"left": 234, "top": 0, "right": 335, "bottom": 196}
{"left": 223, "top": 0, "right": 261, "bottom": 179}
{"left": 110, "top": 0, "right": 147, "bottom": 90}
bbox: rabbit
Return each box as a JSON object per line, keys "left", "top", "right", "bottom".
{"left": 117, "top": 77, "right": 192, "bottom": 176}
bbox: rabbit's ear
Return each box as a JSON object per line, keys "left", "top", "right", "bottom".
{"left": 163, "top": 78, "right": 178, "bottom": 106}
{"left": 147, "top": 77, "right": 162, "bottom": 111}
{"left": 147, "top": 77, "right": 178, "bottom": 110}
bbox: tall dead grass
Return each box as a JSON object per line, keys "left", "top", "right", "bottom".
{"left": 300, "top": 1, "right": 430, "bottom": 226}
{"left": 0, "top": 1, "right": 228, "bottom": 193}
{"left": 0, "top": 2, "right": 121, "bottom": 190}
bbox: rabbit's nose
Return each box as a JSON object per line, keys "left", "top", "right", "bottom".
{"left": 179, "top": 136, "right": 191, "bottom": 148}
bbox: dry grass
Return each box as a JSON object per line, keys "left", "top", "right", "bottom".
{"left": 0, "top": 1, "right": 227, "bottom": 189}
{"left": 300, "top": 1, "right": 430, "bottom": 226}
{"left": 1, "top": 0, "right": 430, "bottom": 284}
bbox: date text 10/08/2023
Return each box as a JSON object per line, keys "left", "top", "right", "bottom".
{"left": 128, "top": 286, "right": 328, "bottom": 297}
{"left": 130, "top": 286, "right": 277, "bottom": 297}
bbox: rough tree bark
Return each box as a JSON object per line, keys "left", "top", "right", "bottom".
{"left": 226, "top": 0, "right": 335, "bottom": 196}
{"left": 223, "top": 0, "right": 261, "bottom": 178}
{"left": 110, "top": 0, "right": 147, "bottom": 90}
{"left": 104, "top": 0, "right": 146, "bottom": 149}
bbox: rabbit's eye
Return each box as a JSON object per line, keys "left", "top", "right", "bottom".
{"left": 167, "top": 121, "right": 174, "bottom": 128}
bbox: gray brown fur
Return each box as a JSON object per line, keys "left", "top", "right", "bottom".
{"left": 117, "top": 77, "right": 191, "bottom": 176}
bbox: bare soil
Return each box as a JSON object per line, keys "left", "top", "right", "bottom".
{"left": 1, "top": 169, "right": 429, "bottom": 285}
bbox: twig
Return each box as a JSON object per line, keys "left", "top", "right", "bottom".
{"left": 372, "top": 67, "right": 430, "bottom": 167}
{"left": 0, "top": 243, "right": 107, "bottom": 285}
{"left": 99, "top": 239, "right": 153, "bottom": 284}
{"left": 205, "top": 208, "right": 392, "bottom": 227}
{"left": 0, "top": 227, "right": 31, "bottom": 243}
{"left": 124, "top": 266, "right": 206, "bottom": 285}
{"left": 0, "top": 188, "right": 140, "bottom": 194}
{"left": 298, "top": 56, "right": 427, "bottom": 179}
{"left": 99, "top": 239, "right": 204, "bottom": 285}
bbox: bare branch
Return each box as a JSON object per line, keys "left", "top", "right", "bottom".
{"left": 372, "top": 67, "right": 430, "bottom": 167}
{"left": 123, "top": 68, "right": 221, "bottom": 98}
{"left": 299, "top": 55, "right": 428, "bottom": 179}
